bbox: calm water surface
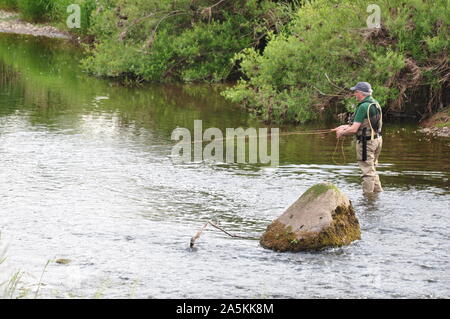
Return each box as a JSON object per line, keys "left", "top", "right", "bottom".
{"left": 0, "top": 34, "right": 449, "bottom": 298}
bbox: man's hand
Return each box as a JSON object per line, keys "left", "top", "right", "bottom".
{"left": 332, "top": 125, "right": 349, "bottom": 131}
{"left": 332, "top": 125, "right": 349, "bottom": 138}
{"left": 334, "top": 122, "right": 362, "bottom": 138}
{"left": 336, "top": 128, "right": 345, "bottom": 138}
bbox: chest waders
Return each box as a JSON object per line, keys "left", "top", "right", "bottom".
{"left": 355, "top": 103, "right": 383, "bottom": 161}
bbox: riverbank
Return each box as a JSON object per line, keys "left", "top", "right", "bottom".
{"left": 0, "top": 10, "right": 69, "bottom": 39}
{"left": 1, "top": 1, "right": 448, "bottom": 127}
{"left": 419, "top": 107, "right": 450, "bottom": 137}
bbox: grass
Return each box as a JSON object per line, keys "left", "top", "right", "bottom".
{"left": 435, "top": 122, "right": 450, "bottom": 128}
{"left": 0, "top": 233, "right": 23, "bottom": 299}
{"left": 0, "top": 233, "right": 51, "bottom": 299}
{"left": 0, "top": 0, "right": 53, "bottom": 22}
{"left": 0, "top": 0, "right": 17, "bottom": 10}
{"left": 17, "top": 0, "right": 52, "bottom": 22}
{"left": 33, "top": 259, "right": 51, "bottom": 298}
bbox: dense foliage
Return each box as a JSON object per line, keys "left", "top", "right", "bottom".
{"left": 0, "top": 0, "right": 17, "bottom": 10}
{"left": 223, "top": 0, "right": 449, "bottom": 123}
{"left": 2, "top": 0, "right": 448, "bottom": 123}
{"left": 81, "top": 0, "right": 297, "bottom": 82}
{"left": 1, "top": 0, "right": 53, "bottom": 21}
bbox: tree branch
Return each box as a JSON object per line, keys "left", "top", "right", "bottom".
{"left": 142, "top": 11, "right": 189, "bottom": 49}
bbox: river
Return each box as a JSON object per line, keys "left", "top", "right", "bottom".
{"left": 0, "top": 33, "right": 449, "bottom": 298}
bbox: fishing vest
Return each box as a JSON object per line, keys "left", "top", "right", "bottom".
{"left": 354, "top": 101, "right": 383, "bottom": 140}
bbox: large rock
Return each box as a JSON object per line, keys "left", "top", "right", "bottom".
{"left": 260, "top": 182, "right": 361, "bottom": 252}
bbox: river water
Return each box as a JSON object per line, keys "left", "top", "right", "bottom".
{"left": 0, "top": 34, "right": 449, "bottom": 299}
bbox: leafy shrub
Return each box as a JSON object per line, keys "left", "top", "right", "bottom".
{"left": 17, "top": 0, "right": 52, "bottom": 22}
{"left": 77, "top": 0, "right": 96, "bottom": 33}
{"left": 82, "top": 0, "right": 297, "bottom": 82}
{"left": 223, "top": 0, "right": 449, "bottom": 123}
{"left": 0, "top": 0, "right": 17, "bottom": 10}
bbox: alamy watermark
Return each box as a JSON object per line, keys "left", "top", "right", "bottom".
{"left": 366, "top": 4, "right": 381, "bottom": 29}
{"left": 171, "top": 120, "right": 279, "bottom": 166}
{"left": 66, "top": 4, "right": 81, "bottom": 29}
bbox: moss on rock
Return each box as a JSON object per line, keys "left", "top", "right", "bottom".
{"left": 302, "top": 183, "right": 340, "bottom": 200}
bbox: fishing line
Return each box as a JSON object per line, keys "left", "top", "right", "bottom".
{"left": 183, "top": 128, "right": 334, "bottom": 145}
{"left": 176, "top": 128, "right": 347, "bottom": 164}
{"left": 332, "top": 137, "right": 347, "bottom": 165}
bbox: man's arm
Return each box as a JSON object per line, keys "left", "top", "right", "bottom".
{"left": 336, "top": 122, "right": 361, "bottom": 138}
{"left": 332, "top": 124, "right": 350, "bottom": 131}
{"left": 334, "top": 103, "right": 366, "bottom": 138}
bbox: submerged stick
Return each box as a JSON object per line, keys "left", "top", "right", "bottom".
{"left": 190, "top": 222, "right": 209, "bottom": 248}
{"left": 190, "top": 221, "right": 259, "bottom": 248}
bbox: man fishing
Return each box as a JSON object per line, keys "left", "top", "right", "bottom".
{"left": 333, "top": 82, "right": 383, "bottom": 194}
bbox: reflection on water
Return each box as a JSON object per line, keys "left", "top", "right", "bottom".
{"left": 0, "top": 33, "right": 449, "bottom": 298}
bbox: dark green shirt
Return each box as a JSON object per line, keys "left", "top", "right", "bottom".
{"left": 354, "top": 96, "right": 379, "bottom": 123}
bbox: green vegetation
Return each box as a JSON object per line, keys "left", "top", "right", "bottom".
{"left": 435, "top": 122, "right": 450, "bottom": 128}
{"left": 0, "top": 0, "right": 52, "bottom": 21}
{"left": 223, "top": 0, "right": 449, "bottom": 123}
{"left": 0, "top": 0, "right": 17, "bottom": 10}
{"left": 17, "top": 0, "right": 52, "bottom": 21}
{"left": 81, "top": 0, "right": 297, "bottom": 82}
{"left": 2, "top": 0, "right": 448, "bottom": 124}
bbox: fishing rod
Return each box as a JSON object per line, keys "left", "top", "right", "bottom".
{"left": 181, "top": 128, "right": 335, "bottom": 145}
{"left": 176, "top": 127, "right": 346, "bottom": 164}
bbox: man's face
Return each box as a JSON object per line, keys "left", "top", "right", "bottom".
{"left": 353, "top": 91, "right": 365, "bottom": 101}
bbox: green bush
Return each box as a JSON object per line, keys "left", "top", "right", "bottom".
{"left": 222, "top": 0, "right": 449, "bottom": 124}
{"left": 8, "top": 0, "right": 446, "bottom": 124}
{"left": 17, "top": 0, "right": 52, "bottom": 22}
{"left": 81, "top": 0, "right": 297, "bottom": 82}
{"left": 78, "top": 0, "right": 96, "bottom": 33}
{"left": 0, "top": 0, "right": 17, "bottom": 10}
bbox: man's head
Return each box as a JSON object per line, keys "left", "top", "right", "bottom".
{"left": 350, "top": 82, "right": 372, "bottom": 101}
